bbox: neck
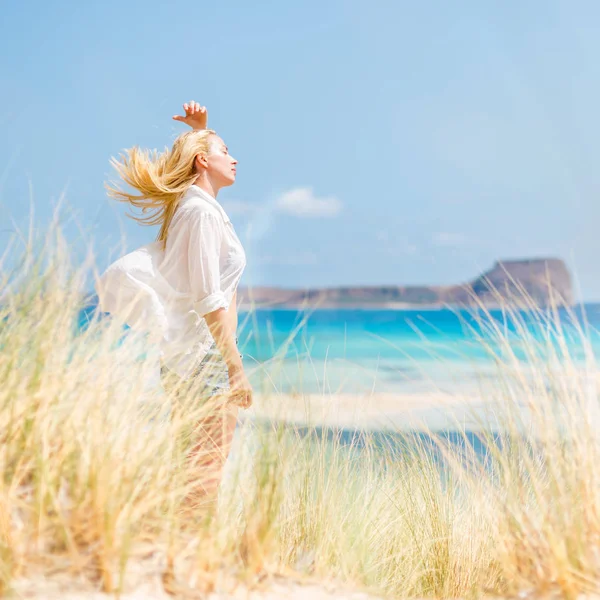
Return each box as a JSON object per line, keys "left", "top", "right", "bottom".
{"left": 192, "top": 175, "right": 220, "bottom": 199}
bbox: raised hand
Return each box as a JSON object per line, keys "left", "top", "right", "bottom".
{"left": 172, "top": 101, "right": 208, "bottom": 130}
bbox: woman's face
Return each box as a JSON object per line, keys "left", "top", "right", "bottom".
{"left": 206, "top": 135, "right": 238, "bottom": 188}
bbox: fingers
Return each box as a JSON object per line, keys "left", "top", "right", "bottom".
{"left": 228, "top": 391, "right": 253, "bottom": 409}
{"left": 177, "top": 101, "right": 207, "bottom": 121}
{"left": 235, "top": 395, "right": 251, "bottom": 409}
{"left": 183, "top": 101, "right": 206, "bottom": 115}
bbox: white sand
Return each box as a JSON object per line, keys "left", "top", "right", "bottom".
{"left": 243, "top": 390, "right": 489, "bottom": 431}
{"left": 11, "top": 563, "right": 382, "bottom": 599}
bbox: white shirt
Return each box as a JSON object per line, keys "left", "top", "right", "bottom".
{"left": 95, "top": 184, "right": 247, "bottom": 380}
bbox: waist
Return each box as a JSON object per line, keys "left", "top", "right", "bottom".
{"left": 159, "top": 334, "right": 240, "bottom": 370}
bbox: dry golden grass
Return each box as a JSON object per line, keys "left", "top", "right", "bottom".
{"left": 0, "top": 204, "right": 599, "bottom": 598}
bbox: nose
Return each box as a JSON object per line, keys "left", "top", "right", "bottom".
{"left": 232, "top": 156, "right": 238, "bottom": 165}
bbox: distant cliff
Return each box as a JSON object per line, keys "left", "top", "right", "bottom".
{"left": 237, "top": 258, "right": 574, "bottom": 309}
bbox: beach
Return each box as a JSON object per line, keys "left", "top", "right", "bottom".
{"left": 244, "top": 390, "right": 487, "bottom": 432}
{"left": 0, "top": 296, "right": 595, "bottom": 599}
{"left": 10, "top": 563, "right": 385, "bottom": 599}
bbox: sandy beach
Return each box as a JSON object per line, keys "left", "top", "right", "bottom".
{"left": 10, "top": 568, "right": 384, "bottom": 599}
{"left": 6, "top": 391, "right": 487, "bottom": 600}
{"left": 243, "top": 390, "right": 488, "bottom": 432}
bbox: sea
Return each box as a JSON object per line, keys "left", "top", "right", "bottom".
{"left": 81, "top": 302, "right": 600, "bottom": 397}
{"left": 73, "top": 302, "right": 600, "bottom": 457}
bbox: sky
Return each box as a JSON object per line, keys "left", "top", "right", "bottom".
{"left": 1, "top": 1, "right": 600, "bottom": 301}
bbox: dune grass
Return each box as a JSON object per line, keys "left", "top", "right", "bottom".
{"left": 0, "top": 208, "right": 599, "bottom": 598}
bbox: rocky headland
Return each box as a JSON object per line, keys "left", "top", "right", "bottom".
{"left": 237, "top": 258, "right": 574, "bottom": 310}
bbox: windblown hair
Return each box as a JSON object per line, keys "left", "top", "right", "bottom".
{"left": 104, "top": 128, "right": 217, "bottom": 251}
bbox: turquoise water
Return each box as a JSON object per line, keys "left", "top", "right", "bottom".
{"left": 84, "top": 302, "right": 600, "bottom": 397}
{"left": 235, "top": 304, "right": 600, "bottom": 395}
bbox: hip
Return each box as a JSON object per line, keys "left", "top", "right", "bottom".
{"left": 160, "top": 335, "right": 242, "bottom": 399}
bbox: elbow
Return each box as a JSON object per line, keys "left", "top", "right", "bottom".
{"left": 192, "top": 291, "right": 230, "bottom": 319}
{"left": 203, "top": 306, "right": 228, "bottom": 329}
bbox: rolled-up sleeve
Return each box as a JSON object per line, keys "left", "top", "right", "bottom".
{"left": 187, "top": 211, "right": 229, "bottom": 317}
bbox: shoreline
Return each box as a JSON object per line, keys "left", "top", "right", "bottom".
{"left": 238, "top": 303, "right": 452, "bottom": 311}
{"left": 241, "top": 390, "right": 489, "bottom": 432}
{"left": 237, "top": 302, "right": 583, "bottom": 312}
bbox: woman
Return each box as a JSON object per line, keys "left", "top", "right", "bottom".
{"left": 95, "top": 101, "right": 253, "bottom": 512}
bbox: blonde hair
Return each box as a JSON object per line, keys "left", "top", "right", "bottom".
{"left": 104, "top": 128, "right": 217, "bottom": 251}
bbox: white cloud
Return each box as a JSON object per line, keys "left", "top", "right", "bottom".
{"left": 431, "top": 232, "right": 467, "bottom": 247}
{"left": 275, "top": 186, "right": 342, "bottom": 217}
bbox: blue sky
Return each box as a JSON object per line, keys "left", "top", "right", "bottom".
{"left": 2, "top": 1, "right": 600, "bottom": 300}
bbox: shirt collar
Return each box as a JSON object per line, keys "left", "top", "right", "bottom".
{"left": 182, "top": 184, "right": 231, "bottom": 223}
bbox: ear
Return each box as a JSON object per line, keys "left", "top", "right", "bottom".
{"left": 195, "top": 153, "right": 209, "bottom": 169}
